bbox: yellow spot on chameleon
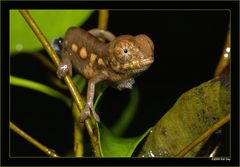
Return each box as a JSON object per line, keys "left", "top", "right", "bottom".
{"left": 71, "top": 43, "right": 78, "bottom": 52}
{"left": 98, "top": 58, "right": 105, "bottom": 66}
{"left": 90, "top": 53, "right": 97, "bottom": 64}
{"left": 79, "top": 47, "right": 88, "bottom": 59}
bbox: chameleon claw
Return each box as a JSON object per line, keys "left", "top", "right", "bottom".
{"left": 79, "top": 106, "right": 91, "bottom": 122}
{"left": 79, "top": 104, "right": 100, "bottom": 122}
{"left": 88, "top": 103, "right": 100, "bottom": 122}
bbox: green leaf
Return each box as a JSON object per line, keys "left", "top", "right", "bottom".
{"left": 73, "top": 74, "right": 87, "bottom": 93}
{"left": 99, "top": 124, "right": 151, "bottom": 157}
{"left": 94, "top": 83, "right": 108, "bottom": 108}
{"left": 111, "top": 87, "right": 140, "bottom": 136}
{"left": 139, "top": 76, "right": 230, "bottom": 157}
{"left": 10, "top": 75, "right": 71, "bottom": 107}
{"left": 10, "top": 10, "right": 94, "bottom": 53}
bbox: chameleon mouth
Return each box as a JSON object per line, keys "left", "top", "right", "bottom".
{"left": 122, "top": 58, "right": 154, "bottom": 70}
{"left": 120, "top": 58, "right": 154, "bottom": 74}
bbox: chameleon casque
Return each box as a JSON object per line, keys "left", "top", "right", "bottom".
{"left": 54, "top": 27, "right": 154, "bottom": 122}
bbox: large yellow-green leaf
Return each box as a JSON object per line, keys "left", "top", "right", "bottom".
{"left": 10, "top": 10, "right": 93, "bottom": 53}
{"left": 139, "top": 76, "right": 230, "bottom": 157}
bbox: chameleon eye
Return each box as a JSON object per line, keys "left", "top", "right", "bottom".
{"left": 122, "top": 52, "right": 131, "bottom": 62}
{"left": 114, "top": 48, "right": 132, "bottom": 63}
{"left": 52, "top": 37, "right": 64, "bottom": 53}
{"left": 113, "top": 40, "right": 134, "bottom": 63}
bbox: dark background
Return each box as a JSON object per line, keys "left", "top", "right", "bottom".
{"left": 10, "top": 10, "right": 229, "bottom": 156}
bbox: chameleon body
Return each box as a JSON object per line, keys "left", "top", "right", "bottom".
{"left": 56, "top": 27, "right": 154, "bottom": 122}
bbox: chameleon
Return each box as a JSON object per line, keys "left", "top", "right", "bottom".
{"left": 54, "top": 27, "right": 154, "bottom": 122}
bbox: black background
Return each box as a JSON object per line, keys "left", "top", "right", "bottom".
{"left": 1, "top": 1, "right": 239, "bottom": 166}
{"left": 10, "top": 9, "right": 229, "bottom": 154}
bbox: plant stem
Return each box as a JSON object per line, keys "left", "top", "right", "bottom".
{"left": 72, "top": 102, "right": 84, "bottom": 157}
{"left": 214, "top": 29, "right": 230, "bottom": 76}
{"left": 73, "top": 9, "right": 111, "bottom": 157}
{"left": 10, "top": 122, "right": 59, "bottom": 157}
{"left": 19, "top": 10, "right": 101, "bottom": 157}
{"left": 81, "top": 9, "right": 111, "bottom": 156}
{"left": 177, "top": 113, "right": 230, "bottom": 157}
{"left": 98, "top": 10, "right": 109, "bottom": 30}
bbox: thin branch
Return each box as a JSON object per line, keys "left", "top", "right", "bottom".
{"left": 71, "top": 9, "right": 110, "bottom": 157}
{"left": 177, "top": 113, "right": 230, "bottom": 157}
{"left": 209, "top": 142, "right": 221, "bottom": 157}
{"left": 19, "top": 10, "right": 101, "bottom": 157}
{"left": 19, "top": 10, "right": 85, "bottom": 109}
{"left": 72, "top": 10, "right": 111, "bottom": 156}
{"left": 72, "top": 102, "right": 84, "bottom": 157}
{"left": 214, "top": 29, "right": 230, "bottom": 76}
{"left": 98, "top": 10, "right": 109, "bottom": 30}
{"left": 10, "top": 122, "right": 59, "bottom": 157}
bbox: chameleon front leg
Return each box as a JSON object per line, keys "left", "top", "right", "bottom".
{"left": 79, "top": 74, "right": 107, "bottom": 122}
{"left": 56, "top": 56, "right": 72, "bottom": 78}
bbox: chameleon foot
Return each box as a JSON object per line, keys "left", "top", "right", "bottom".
{"left": 79, "top": 104, "right": 100, "bottom": 122}
{"left": 79, "top": 106, "right": 91, "bottom": 122}
{"left": 57, "top": 58, "right": 72, "bottom": 79}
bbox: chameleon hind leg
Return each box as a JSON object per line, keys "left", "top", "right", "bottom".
{"left": 79, "top": 74, "right": 107, "bottom": 122}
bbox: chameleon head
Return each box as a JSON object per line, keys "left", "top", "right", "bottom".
{"left": 108, "top": 34, "right": 154, "bottom": 75}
